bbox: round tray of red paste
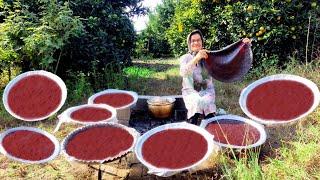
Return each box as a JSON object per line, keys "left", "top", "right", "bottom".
{"left": 53, "top": 104, "right": 117, "bottom": 133}
{"left": 200, "top": 115, "right": 267, "bottom": 149}
{"left": 2, "top": 70, "right": 67, "bottom": 121}
{"left": 0, "top": 127, "right": 60, "bottom": 163}
{"left": 59, "top": 104, "right": 117, "bottom": 124}
{"left": 135, "top": 122, "right": 215, "bottom": 176}
{"left": 239, "top": 74, "right": 320, "bottom": 125}
{"left": 61, "top": 123, "right": 139, "bottom": 163}
{"left": 88, "top": 89, "right": 138, "bottom": 110}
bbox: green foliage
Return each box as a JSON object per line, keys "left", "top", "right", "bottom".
{"left": 0, "top": 0, "right": 147, "bottom": 83}
{"left": 59, "top": 0, "right": 145, "bottom": 77}
{"left": 0, "top": 90, "right": 12, "bottom": 122}
{"left": 91, "top": 62, "right": 128, "bottom": 91}
{"left": 135, "top": 0, "right": 176, "bottom": 58}
{"left": 166, "top": 0, "right": 204, "bottom": 55}
{"left": 221, "top": 149, "right": 263, "bottom": 180}
{"left": 248, "top": 54, "right": 279, "bottom": 78}
{"left": 263, "top": 125, "right": 320, "bottom": 179}
{"left": 65, "top": 71, "right": 93, "bottom": 104}
{"left": 140, "top": 0, "right": 320, "bottom": 69}
{"left": 122, "top": 66, "right": 155, "bottom": 94}
{"left": 0, "top": 0, "right": 83, "bottom": 73}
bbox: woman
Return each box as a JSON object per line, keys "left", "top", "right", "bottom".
{"left": 180, "top": 29, "right": 251, "bottom": 124}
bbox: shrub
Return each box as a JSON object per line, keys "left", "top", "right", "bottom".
{"left": 59, "top": 0, "right": 144, "bottom": 77}
{"left": 0, "top": 0, "right": 83, "bottom": 73}
{"left": 0, "top": 0, "right": 147, "bottom": 81}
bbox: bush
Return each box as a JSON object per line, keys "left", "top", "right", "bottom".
{"left": 65, "top": 71, "right": 93, "bottom": 104}
{"left": 59, "top": 0, "right": 144, "bottom": 77}
{"left": 0, "top": 0, "right": 83, "bottom": 73}
{"left": 0, "top": 0, "right": 147, "bottom": 81}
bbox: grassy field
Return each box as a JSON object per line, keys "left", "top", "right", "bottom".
{"left": 0, "top": 57, "right": 319, "bottom": 179}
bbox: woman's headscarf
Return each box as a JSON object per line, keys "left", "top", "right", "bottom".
{"left": 187, "top": 29, "right": 204, "bottom": 54}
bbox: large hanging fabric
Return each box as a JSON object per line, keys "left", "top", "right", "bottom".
{"left": 204, "top": 40, "right": 253, "bottom": 83}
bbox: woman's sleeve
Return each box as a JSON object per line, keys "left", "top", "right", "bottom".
{"left": 180, "top": 54, "right": 196, "bottom": 77}
{"left": 205, "top": 77, "right": 214, "bottom": 90}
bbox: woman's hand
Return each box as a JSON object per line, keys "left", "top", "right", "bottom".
{"left": 193, "top": 49, "right": 208, "bottom": 65}
{"left": 242, "top": 38, "right": 252, "bottom": 45}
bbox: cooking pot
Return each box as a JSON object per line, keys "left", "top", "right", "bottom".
{"left": 147, "top": 97, "right": 176, "bottom": 119}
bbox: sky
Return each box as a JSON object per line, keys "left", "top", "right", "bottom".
{"left": 131, "top": 0, "right": 163, "bottom": 32}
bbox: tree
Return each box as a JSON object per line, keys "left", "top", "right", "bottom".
{"left": 0, "top": 0, "right": 83, "bottom": 76}
{"left": 139, "top": 0, "right": 320, "bottom": 70}
{"left": 135, "top": 0, "right": 176, "bottom": 58}
{"left": 57, "top": 0, "right": 147, "bottom": 77}
{"left": 0, "top": 0, "right": 147, "bottom": 81}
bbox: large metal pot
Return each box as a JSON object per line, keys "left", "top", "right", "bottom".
{"left": 147, "top": 97, "right": 176, "bottom": 119}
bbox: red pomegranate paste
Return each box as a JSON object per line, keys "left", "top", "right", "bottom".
{"left": 205, "top": 119, "right": 260, "bottom": 146}
{"left": 93, "top": 93, "right": 134, "bottom": 108}
{"left": 2, "top": 130, "right": 55, "bottom": 161}
{"left": 66, "top": 126, "right": 134, "bottom": 160}
{"left": 246, "top": 80, "right": 314, "bottom": 121}
{"left": 8, "top": 75, "right": 62, "bottom": 119}
{"left": 70, "top": 107, "right": 112, "bottom": 122}
{"left": 142, "top": 129, "right": 207, "bottom": 169}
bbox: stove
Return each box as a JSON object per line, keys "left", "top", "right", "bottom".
{"left": 129, "top": 109, "right": 187, "bottom": 134}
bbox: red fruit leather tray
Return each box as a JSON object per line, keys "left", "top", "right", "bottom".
{"left": 61, "top": 123, "right": 139, "bottom": 164}
{"left": 88, "top": 89, "right": 138, "bottom": 110}
{"left": 205, "top": 40, "right": 252, "bottom": 83}
{"left": 0, "top": 127, "right": 60, "bottom": 163}
{"left": 200, "top": 115, "right": 267, "bottom": 149}
{"left": 134, "top": 122, "right": 216, "bottom": 177}
{"left": 239, "top": 74, "right": 320, "bottom": 126}
{"left": 53, "top": 104, "right": 117, "bottom": 132}
{"left": 2, "top": 70, "right": 67, "bottom": 121}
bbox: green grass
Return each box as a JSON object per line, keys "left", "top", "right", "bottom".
{"left": 123, "top": 58, "right": 182, "bottom": 95}
{"left": 123, "top": 66, "right": 155, "bottom": 78}
{"left": 262, "top": 108, "right": 320, "bottom": 179}
{"left": 0, "top": 57, "right": 319, "bottom": 179}
{"left": 220, "top": 149, "right": 263, "bottom": 180}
